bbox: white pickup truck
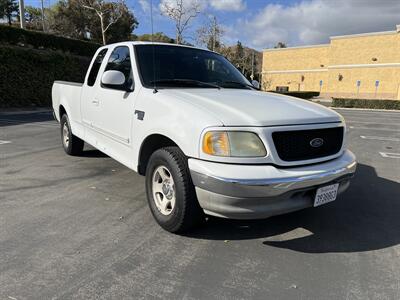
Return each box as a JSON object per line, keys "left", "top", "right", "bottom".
{"left": 52, "top": 42, "right": 356, "bottom": 233}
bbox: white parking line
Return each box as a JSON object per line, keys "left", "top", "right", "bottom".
{"left": 348, "top": 120, "right": 400, "bottom": 125}
{"left": 0, "top": 140, "right": 12, "bottom": 145}
{"left": 379, "top": 152, "right": 400, "bottom": 159}
{"left": 360, "top": 135, "right": 400, "bottom": 142}
{"left": 348, "top": 116, "right": 400, "bottom": 122}
{"left": 349, "top": 126, "right": 400, "bottom": 132}
{"left": 333, "top": 107, "right": 400, "bottom": 114}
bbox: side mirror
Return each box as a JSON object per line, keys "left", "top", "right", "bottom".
{"left": 251, "top": 80, "right": 260, "bottom": 90}
{"left": 101, "top": 70, "right": 127, "bottom": 90}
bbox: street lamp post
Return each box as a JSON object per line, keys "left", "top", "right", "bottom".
{"left": 40, "top": 0, "right": 45, "bottom": 31}
{"left": 19, "top": 0, "right": 25, "bottom": 29}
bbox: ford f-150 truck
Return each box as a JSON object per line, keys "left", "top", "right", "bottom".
{"left": 52, "top": 42, "right": 357, "bottom": 233}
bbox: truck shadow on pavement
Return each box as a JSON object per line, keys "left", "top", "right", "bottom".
{"left": 80, "top": 149, "right": 109, "bottom": 158}
{"left": 187, "top": 163, "right": 400, "bottom": 253}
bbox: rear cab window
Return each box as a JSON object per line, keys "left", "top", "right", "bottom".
{"left": 87, "top": 48, "right": 108, "bottom": 86}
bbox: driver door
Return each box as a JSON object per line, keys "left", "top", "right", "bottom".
{"left": 92, "top": 45, "right": 137, "bottom": 164}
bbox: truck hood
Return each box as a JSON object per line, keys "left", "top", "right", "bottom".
{"left": 162, "top": 89, "right": 342, "bottom": 126}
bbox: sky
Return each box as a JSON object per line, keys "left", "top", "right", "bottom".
{"left": 24, "top": 0, "right": 400, "bottom": 50}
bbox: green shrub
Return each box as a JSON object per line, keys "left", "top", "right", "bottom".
{"left": 0, "top": 46, "right": 91, "bottom": 108}
{"left": 269, "top": 91, "right": 320, "bottom": 99}
{"left": 332, "top": 98, "right": 400, "bottom": 110}
{"left": 0, "top": 25, "right": 100, "bottom": 57}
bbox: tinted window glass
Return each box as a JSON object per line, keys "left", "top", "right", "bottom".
{"left": 135, "top": 45, "right": 250, "bottom": 89}
{"left": 87, "top": 49, "right": 108, "bottom": 86}
{"left": 104, "top": 46, "right": 133, "bottom": 89}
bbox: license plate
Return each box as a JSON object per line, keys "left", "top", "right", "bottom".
{"left": 314, "top": 183, "right": 339, "bottom": 207}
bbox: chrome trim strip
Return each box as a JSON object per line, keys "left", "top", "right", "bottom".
{"left": 190, "top": 159, "right": 357, "bottom": 198}
{"left": 83, "top": 120, "right": 130, "bottom": 144}
{"left": 54, "top": 81, "right": 83, "bottom": 87}
{"left": 209, "top": 161, "right": 356, "bottom": 186}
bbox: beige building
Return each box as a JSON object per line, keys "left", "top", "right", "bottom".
{"left": 262, "top": 25, "right": 400, "bottom": 100}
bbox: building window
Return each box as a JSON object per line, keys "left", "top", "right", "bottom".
{"left": 276, "top": 86, "right": 289, "bottom": 92}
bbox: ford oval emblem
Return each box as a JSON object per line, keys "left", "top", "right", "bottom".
{"left": 310, "top": 138, "right": 324, "bottom": 148}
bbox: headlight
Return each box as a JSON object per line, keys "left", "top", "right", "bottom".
{"left": 202, "top": 131, "right": 267, "bottom": 157}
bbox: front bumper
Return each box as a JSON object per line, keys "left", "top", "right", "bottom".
{"left": 189, "top": 150, "right": 357, "bottom": 219}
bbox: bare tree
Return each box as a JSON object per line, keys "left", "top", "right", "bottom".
{"left": 262, "top": 76, "right": 272, "bottom": 91}
{"left": 160, "top": 0, "right": 201, "bottom": 44}
{"left": 196, "top": 15, "right": 223, "bottom": 51}
{"left": 274, "top": 41, "right": 287, "bottom": 48}
{"left": 79, "top": 0, "right": 124, "bottom": 45}
{"left": 0, "top": 0, "right": 19, "bottom": 26}
{"left": 219, "top": 42, "right": 262, "bottom": 81}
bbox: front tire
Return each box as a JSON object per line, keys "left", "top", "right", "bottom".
{"left": 145, "top": 147, "right": 204, "bottom": 233}
{"left": 60, "top": 114, "right": 84, "bottom": 156}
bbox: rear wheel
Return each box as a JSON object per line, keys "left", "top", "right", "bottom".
{"left": 145, "top": 147, "right": 204, "bottom": 233}
{"left": 60, "top": 114, "right": 84, "bottom": 156}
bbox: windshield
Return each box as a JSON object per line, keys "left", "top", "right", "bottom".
{"left": 135, "top": 44, "right": 252, "bottom": 89}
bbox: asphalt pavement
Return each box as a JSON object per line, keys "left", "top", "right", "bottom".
{"left": 1, "top": 108, "right": 399, "bottom": 299}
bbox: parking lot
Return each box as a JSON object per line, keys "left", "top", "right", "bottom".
{"left": 1, "top": 108, "right": 399, "bottom": 299}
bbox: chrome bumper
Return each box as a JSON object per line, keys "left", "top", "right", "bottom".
{"left": 189, "top": 150, "right": 357, "bottom": 219}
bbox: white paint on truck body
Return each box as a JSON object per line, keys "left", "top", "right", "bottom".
{"left": 52, "top": 41, "right": 356, "bottom": 221}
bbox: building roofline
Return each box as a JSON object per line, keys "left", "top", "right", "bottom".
{"left": 263, "top": 43, "right": 329, "bottom": 52}
{"left": 263, "top": 25, "right": 400, "bottom": 52}
{"left": 330, "top": 30, "right": 397, "bottom": 40}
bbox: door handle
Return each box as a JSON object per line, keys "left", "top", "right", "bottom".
{"left": 92, "top": 99, "right": 99, "bottom": 106}
{"left": 134, "top": 110, "right": 145, "bottom": 120}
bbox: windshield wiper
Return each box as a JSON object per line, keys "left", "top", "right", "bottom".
{"left": 218, "top": 81, "right": 255, "bottom": 89}
{"left": 150, "top": 79, "right": 220, "bottom": 89}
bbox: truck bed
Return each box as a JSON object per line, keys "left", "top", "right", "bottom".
{"left": 52, "top": 81, "right": 83, "bottom": 123}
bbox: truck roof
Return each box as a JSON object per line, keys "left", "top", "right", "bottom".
{"left": 98, "top": 41, "right": 216, "bottom": 53}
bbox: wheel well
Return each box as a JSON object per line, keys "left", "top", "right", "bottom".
{"left": 138, "top": 134, "right": 178, "bottom": 175}
{"left": 59, "top": 105, "right": 67, "bottom": 119}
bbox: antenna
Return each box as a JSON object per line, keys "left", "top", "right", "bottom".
{"left": 150, "top": 0, "right": 158, "bottom": 93}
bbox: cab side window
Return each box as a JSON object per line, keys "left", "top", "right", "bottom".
{"left": 104, "top": 46, "right": 133, "bottom": 90}
{"left": 87, "top": 48, "right": 108, "bottom": 87}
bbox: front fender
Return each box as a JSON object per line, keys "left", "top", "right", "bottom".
{"left": 130, "top": 88, "right": 223, "bottom": 172}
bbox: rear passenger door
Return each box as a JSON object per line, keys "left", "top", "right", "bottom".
{"left": 93, "top": 45, "right": 137, "bottom": 164}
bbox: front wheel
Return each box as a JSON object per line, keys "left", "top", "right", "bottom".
{"left": 60, "top": 114, "right": 84, "bottom": 156}
{"left": 145, "top": 147, "right": 204, "bottom": 233}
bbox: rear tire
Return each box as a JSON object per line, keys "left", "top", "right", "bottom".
{"left": 145, "top": 146, "right": 204, "bottom": 233}
{"left": 60, "top": 114, "right": 84, "bottom": 156}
